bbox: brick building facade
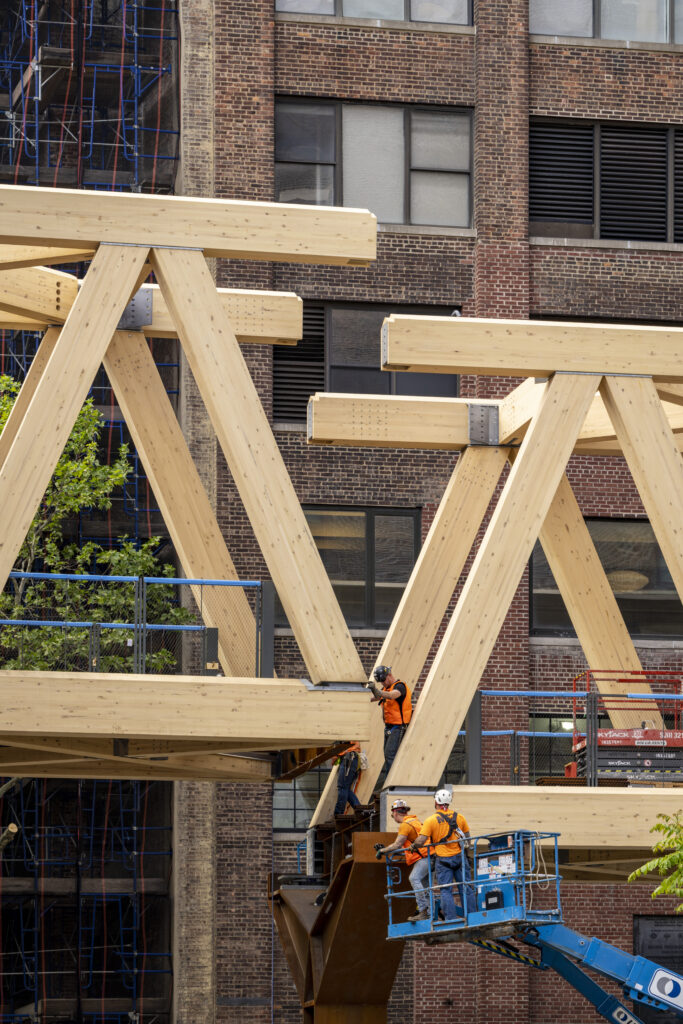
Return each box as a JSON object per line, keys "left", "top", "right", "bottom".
{"left": 176, "top": 1, "right": 683, "bottom": 1021}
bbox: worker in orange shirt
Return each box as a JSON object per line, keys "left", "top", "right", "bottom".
{"left": 367, "top": 665, "right": 412, "bottom": 773}
{"left": 408, "top": 788, "right": 476, "bottom": 920}
{"left": 374, "top": 798, "right": 436, "bottom": 922}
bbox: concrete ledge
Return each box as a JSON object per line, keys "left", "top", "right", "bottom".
{"left": 276, "top": 12, "right": 475, "bottom": 35}
{"left": 530, "top": 33, "right": 683, "bottom": 55}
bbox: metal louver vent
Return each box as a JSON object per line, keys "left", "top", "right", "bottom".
{"left": 529, "top": 123, "right": 594, "bottom": 222}
{"left": 674, "top": 131, "right": 683, "bottom": 244}
{"left": 600, "top": 125, "right": 668, "bottom": 242}
{"left": 273, "top": 302, "right": 325, "bottom": 422}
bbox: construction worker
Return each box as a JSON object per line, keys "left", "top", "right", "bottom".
{"left": 375, "top": 798, "right": 436, "bottom": 922}
{"left": 408, "top": 789, "right": 476, "bottom": 920}
{"left": 367, "top": 665, "right": 412, "bottom": 773}
{"left": 333, "top": 742, "right": 361, "bottom": 815}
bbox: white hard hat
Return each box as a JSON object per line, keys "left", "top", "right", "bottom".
{"left": 434, "top": 788, "right": 451, "bottom": 805}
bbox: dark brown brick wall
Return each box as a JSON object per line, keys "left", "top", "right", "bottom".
{"left": 181, "top": 2, "right": 683, "bottom": 1020}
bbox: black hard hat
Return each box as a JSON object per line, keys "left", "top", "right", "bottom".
{"left": 373, "top": 665, "right": 391, "bottom": 683}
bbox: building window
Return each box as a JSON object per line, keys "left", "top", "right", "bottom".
{"left": 531, "top": 519, "right": 683, "bottom": 638}
{"left": 275, "top": 99, "right": 472, "bottom": 226}
{"left": 528, "top": 714, "right": 610, "bottom": 780}
{"left": 275, "top": 0, "right": 471, "bottom": 25}
{"left": 530, "top": 120, "right": 683, "bottom": 243}
{"left": 634, "top": 917, "right": 683, "bottom": 1024}
{"left": 530, "top": 0, "right": 683, "bottom": 44}
{"left": 273, "top": 301, "right": 459, "bottom": 422}
{"left": 276, "top": 506, "right": 420, "bottom": 628}
{"left": 273, "top": 768, "right": 330, "bottom": 830}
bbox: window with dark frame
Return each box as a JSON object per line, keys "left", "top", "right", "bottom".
{"left": 275, "top": 99, "right": 472, "bottom": 227}
{"left": 273, "top": 766, "right": 331, "bottom": 831}
{"left": 273, "top": 301, "right": 459, "bottom": 423}
{"left": 634, "top": 917, "right": 683, "bottom": 1024}
{"left": 275, "top": 506, "right": 421, "bottom": 629}
{"left": 531, "top": 519, "right": 683, "bottom": 638}
{"left": 530, "top": 0, "right": 683, "bottom": 44}
{"left": 530, "top": 120, "right": 683, "bottom": 243}
{"left": 275, "top": 0, "right": 472, "bottom": 25}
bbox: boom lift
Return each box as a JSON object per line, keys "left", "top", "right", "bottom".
{"left": 385, "top": 830, "right": 683, "bottom": 1024}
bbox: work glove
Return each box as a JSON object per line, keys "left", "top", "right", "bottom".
{"left": 373, "top": 842, "right": 383, "bottom": 851}
{"left": 375, "top": 850, "right": 384, "bottom": 860}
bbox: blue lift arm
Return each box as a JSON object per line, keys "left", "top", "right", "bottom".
{"left": 525, "top": 923, "right": 683, "bottom": 1022}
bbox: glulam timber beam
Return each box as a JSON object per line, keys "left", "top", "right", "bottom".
{"left": 0, "top": 245, "right": 148, "bottom": 589}
{"left": 0, "top": 735, "right": 270, "bottom": 758}
{"left": 381, "top": 316, "right": 683, "bottom": 381}
{"left": 0, "top": 266, "right": 79, "bottom": 322}
{"left": 311, "top": 446, "right": 509, "bottom": 823}
{"left": 383, "top": 786, "right": 683, "bottom": 849}
{"left": 0, "top": 277, "right": 304, "bottom": 345}
{"left": 152, "top": 246, "right": 366, "bottom": 685}
{"left": 0, "top": 244, "right": 95, "bottom": 269}
{"left": 498, "top": 377, "right": 546, "bottom": 444}
{"left": 387, "top": 373, "right": 599, "bottom": 788}
{"left": 0, "top": 671, "right": 371, "bottom": 744}
{"left": 657, "top": 383, "right": 683, "bottom": 407}
{"left": 103, "top": 330, "right": 257, "bottom": 676}
{"left": 307, "top": 392, "right": 474, "bottom": 449}
{"left": 0, "top": 754, "right": 274, "bottom": 782}
{"left": 0, "top": 185, "right": 377, "bottom": 265}
{"left": 601, "top": 376, "right": 683, "bottom": 602}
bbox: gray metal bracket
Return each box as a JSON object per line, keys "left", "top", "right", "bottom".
{"left": 117, "top": 287, "right": 153, "bottom": 330}
{"left": 468, "top": 403, "right": 499, "bottom": 445}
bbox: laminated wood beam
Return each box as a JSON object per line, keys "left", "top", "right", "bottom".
{"left": 0, "top": 185, "right": 377, "bottom": 265}
{"left": 0, "top": 326, "right": 59, "bottom": 469}
{"left": 498, "top": 377, "right": 546, "bottom": 444}
{"left": 0, "top": 278, "right": 304, "bottom": 346}
{"left": 383, "top": 785, "right": 683, "bottom": 849}
{"left": 537, "top": 470, "right": 662, "bottom": 730}
{"left": 657, "top": 383, "right": 683, "bottom": 407}
{"left": 0, "top": 266, "right": 78, "bottom": 322}
{"left": 0, "top": 244, "right": 95, "bottom": 269}
{"left": 141, "top": 284, "right": 303, "bottom": 345}
{"left": 103, "top": 330, "right": 256, "bottom": 676}
{"left": 578, "top": 393, "right": 683, "bottom": 443}
{"left": 2, "top": 754, "right": 273, "bottom": 782}
{"left": 307, "top": 393, "right": 474, "bottom": 449}
{"left": 601, "top": 376, "right": 683, "bottom": 602}
{"left": 0, "top": 671, "right": 371, "bottom": 744}
{"left": 0, "top": 735, "right": 271, "bottom": 758}
{"left": 386, "top": 373, "right": 600, "bottom": 788}
{"left": 311, "top": 446, "right": 509, "bottom": 823}
{"left": 152, "top": 246, "right": 365, "bottom": 685}
{"left": 381, "top": 316, "right": 683, "bottom": 381}
{"left": 0, "top": 244, "right": 149, "bottom": 589}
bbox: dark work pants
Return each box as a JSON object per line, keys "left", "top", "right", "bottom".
{"left": 334, "top": 761, "right": 361, "bottom": 815}
{"left": 383, "top": 724, "right": 405, "bottom": 772}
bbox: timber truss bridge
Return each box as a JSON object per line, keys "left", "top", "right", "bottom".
{"left": 0, "top": 182, "right": 681, "bottom": 883}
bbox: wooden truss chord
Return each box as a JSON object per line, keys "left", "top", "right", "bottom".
{"left": 0, "top": 244, "right": 95, "bottom": 269}
{"left": 307, "top": 393, "right": 474, "bottom": 449}
{"left": 657, "top": 383, "right": 683, "bottom": 407}
{"left": 0, "top": 244, "right": 149, "bottom": 590}
{"left": 0, "top": 754, "right": 274, "bottom": 782}
{"left": 103, "top": 330, "right": 257, "bottom": 676}
{"left": 381, "top": 315, "right": 683, "bottom": 381}
{"left": 498, "top": 377, "right": 547, "bottom": 444}
{"left": 0, "top": 735, "right": 271, "bottom": 758}
{"left": 0, "top": 326, "right": 59, "bottom": 469}
{"left": 0, "top": 671, "right": 371, "bottom": 745}
{"left": 536, "top": 470, "right": 661, "bottom": 730}
{"left": 0, "top": 274, "right": 304, "bottom": 346}
{"left": 0, "top": 185, "right": 377, "bottom": 265}
{"left": 601, "top": 376, "right": 683, "bottom": 603}
{"left": 0, "top": 266, "right": 79, "bottom": 322}
{"left": 384, "top": 785, "right": 683, "bottom": 849}
{"left": 386, "top": 372, "right": 600, "bottom": 788}
{"left": 151, "top": 246, "right": 365, "bottom": 685}
{"left": 311, "top": 446, "right": 509, "bottom": 823}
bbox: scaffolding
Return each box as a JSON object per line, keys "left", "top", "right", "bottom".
{"left": 0, "top": 0, "right": 180, "bottom": 190}
{"left": 0, "top": 777, "right": 173, "bottom": 1023}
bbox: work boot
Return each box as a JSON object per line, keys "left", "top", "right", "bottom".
{"left": 407, "top": 909, "right": 430, "bottom": 922}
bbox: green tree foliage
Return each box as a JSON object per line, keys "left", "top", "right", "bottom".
{"left": 0, "top": 375, "right": 192, "bottom": 673}
{"left": 628, "top": 811, "right": 683, "bottom": 911}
